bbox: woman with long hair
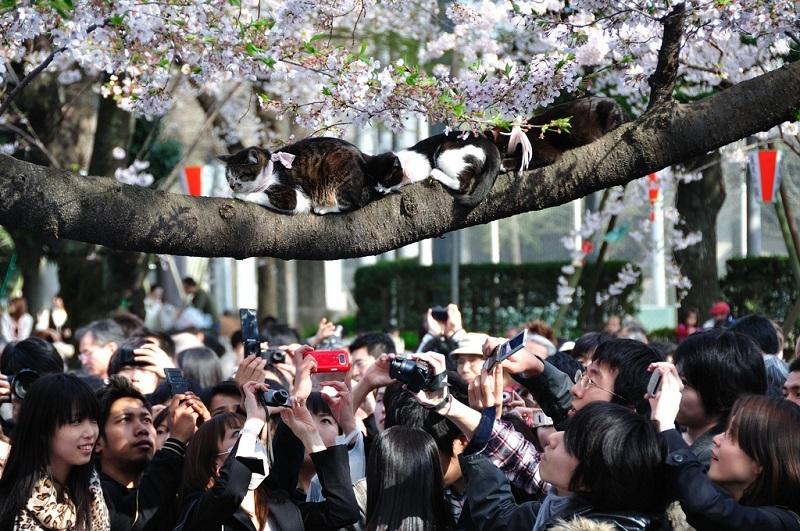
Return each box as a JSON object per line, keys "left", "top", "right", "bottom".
{"left": 177, "top": 346, "right": 224, "bottom": 388}
{"left": 176, "top": 381, "right": 358, "bottom": 530}
{"left": 0, "top": 373, "right": 109, "bottom": 530}
{"left": 650, "top": 362, "right": 800, "bottom": 530}
{"left": 365, "top": 426, "right": 452, "bottom": 531}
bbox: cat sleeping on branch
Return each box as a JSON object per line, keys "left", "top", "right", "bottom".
{"left": 219, "top": 132, "right": 502, "bottom": 215}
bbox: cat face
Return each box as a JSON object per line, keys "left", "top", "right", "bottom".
{"left": 218, "top": 147, "right": 274, "bottom": 194}
{"left": 370, "top": 152, "right": 408, "bottom": 194}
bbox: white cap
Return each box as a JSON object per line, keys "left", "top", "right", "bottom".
{"left": 449, "top": 333, "right": 490, "bottom": 358}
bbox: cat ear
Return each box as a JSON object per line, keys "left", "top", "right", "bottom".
{"left": 392, "top": 156, "right": 402, "bottom": 169}
{"left": 217, "top": 154, "right": 232, "bottom": 163}
{"left": 247, "top": 148, "right": 261, "bottom": 164}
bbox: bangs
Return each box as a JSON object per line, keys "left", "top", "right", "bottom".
{"left": 213, "top": 412, "right": 245, "bottom": 442}
{"left": 307, "top": 392, "right": 333, "bottom": 417}
{"left": 62, "top": 379, "right": 101, "bottom": 425}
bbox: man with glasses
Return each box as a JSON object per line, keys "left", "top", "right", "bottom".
{"left": 493, "top": 337, "right": 663, "bottom": 428}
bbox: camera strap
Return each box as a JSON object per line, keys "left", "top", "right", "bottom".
{"left": 427, "top": 370, "right": 448, "bottom": 391}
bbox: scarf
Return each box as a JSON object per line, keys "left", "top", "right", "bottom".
{"left": 16, "top": 469, "right": 109, "bottom": 531}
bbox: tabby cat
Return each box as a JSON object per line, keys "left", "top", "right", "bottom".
{"left": 219, "top": 137, "right": 382, "bottom": 215}
{"left": 370, "top": 132, "right": 502, "bottom": 208}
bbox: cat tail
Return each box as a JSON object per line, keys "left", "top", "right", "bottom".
{"left": 454, "top": 142, "right": 502, "bottom": 209}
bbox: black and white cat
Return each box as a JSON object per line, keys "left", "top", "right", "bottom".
{"left": 371, "top": 132, "right": 502, "bottom": 208}
{"left": 219, "top": 137, "right": 381, "bottom": 215}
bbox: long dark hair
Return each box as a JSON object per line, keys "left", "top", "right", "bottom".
{"left": 366, "top": 426, "right": 451, "bottom": 531}
{"left": 729, "top": 395, "right": 800, "bottom": 512}
{"left": 0, "top": 373, "right": 100, "bottom": 530}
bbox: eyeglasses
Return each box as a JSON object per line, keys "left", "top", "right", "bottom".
{"left": 573, "top": 369, "right": 628, "bottom": 403}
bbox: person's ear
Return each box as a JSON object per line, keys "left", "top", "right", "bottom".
{"left": 94, "top": 434, "right": 107, "bottom": 456}
{"left": 106, "top": 342, "right": 119, "bottom": 354}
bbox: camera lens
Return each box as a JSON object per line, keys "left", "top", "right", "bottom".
{"left": 268, "top": 349, "right": 286, "bottom": 364}
{"left": 389, "top": 358, "right": 417, "bottom": 381}
{"left": 11, "top": 369, "right": 40, "bottom": 401}
{"left": 259, "top": 389, "right": 290, "bottom": 407}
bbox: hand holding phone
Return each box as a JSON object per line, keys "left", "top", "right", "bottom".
{"left": 484, "top": 329, "right": 529, "bottom": 371}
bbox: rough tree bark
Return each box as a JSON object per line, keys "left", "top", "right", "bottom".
{"left": 1, "top": 61, "right": 799, "bottom": 260}
{"left": 674, "top": 150, "right": 726, "bottom": 321}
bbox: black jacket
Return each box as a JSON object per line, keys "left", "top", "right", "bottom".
{"left": 512, "top": 358, "right": 573, "bottom": 430}
{"left": 101, "top": 438, "right": 186, "bottom": 531}
{"left": 177, "top": 443, "right": 359, "bottom": 531}
{"left": 459, "top": 452, "right": 659, "bottom": 531}
{"left": 662, "top": 429, "right": 800, "bottom": 531}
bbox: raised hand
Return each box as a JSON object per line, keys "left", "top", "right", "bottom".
{"left": 320, "top": 379, "right": 356, "bottom": 435}
{"left": 133, "top": 343, "right": 175, "bottom": 378}
{"left": 234, "top": 355, "right": 268, "bottom": 390}
{"left": 280, "top": 397, "right": 326, "bottom": 453}
{"left": 647, "top": 362, "right": 683, "bottom": 432}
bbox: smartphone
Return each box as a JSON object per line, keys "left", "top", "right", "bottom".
{"left": 164, "top": 368, "right": 190, "bottom": 396}
{"left": 484, "top": 329, "right": 529, "bottom": 371}
{"left": 647, "top": 371, "right": 663, "bottom": 397}
{"left": 117, "top": 338, "right": 146, "bottom": 367}
{"left": 430, "top": 305, "right": 448, "bottom": 322}
{"left": 305, "top": 349, "right": 351, "bottom": 373}
{"left": 239, "top": 308, "right": 261, "bottom": 357}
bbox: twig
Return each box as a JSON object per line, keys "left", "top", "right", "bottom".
{"left": 0, "top": 23, "right": 103, "bottom": 119}
{"left": 647, "top": 3, "right": 687, "bottom": 109}
{"left": 158, "top": 82, "right": 242, "bottom": 191}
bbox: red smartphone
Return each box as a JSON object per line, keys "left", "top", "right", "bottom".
{"left": 305, "top": 349, "right": 351, "bottom": 373}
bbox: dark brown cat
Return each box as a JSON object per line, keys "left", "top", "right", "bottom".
{"left": 489, "top": 97, "right": 626, "bottom": 171}
{"left": 219, "top": 137, "right": 385, "bottom": 215}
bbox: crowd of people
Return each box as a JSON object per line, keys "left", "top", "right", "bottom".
{"left": 0, "top": 293, "right": 799, "bottom": 531}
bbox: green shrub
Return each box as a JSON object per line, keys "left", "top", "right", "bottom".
{"left": 721, "top": 257, "right": 797, "bottom": 321}
{"left": 354, "top": 260, "right": 641, "bottom": 336}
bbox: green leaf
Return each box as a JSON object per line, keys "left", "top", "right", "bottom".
{"left": 228, "top": 0, "right": 240, "bottom": 5}
{"left": 0, "top": 0, "right": 17, "bottom": 9}
{"left": 322, "top": 86, "right": 332, "bottom": 96}
{"left": 260, "top": 56, "right": 276, "bottom": 68}
{"left": 250, "top": 18, "right": 275, "bottom": 31}
{"left": 110, "top": 13, "right": 124, "bottom": 26}
{"left": 245, "top": 43, "right": 262, "bottom": 56}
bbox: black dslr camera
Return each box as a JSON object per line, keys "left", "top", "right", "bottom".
{"left": 258, "top": 389, "right": 291, "bottom": 408}
{"left": 389, "top": 358, "right": 435, "bottom": 393}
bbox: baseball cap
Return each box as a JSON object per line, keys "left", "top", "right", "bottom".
{"left": 710, "top": 301, "right": 731, "bottom": 316}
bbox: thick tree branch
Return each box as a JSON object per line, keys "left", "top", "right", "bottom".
{"left": 1, "top": 60, "right": 799, "bottom": 260}
{"left": 648, "top": 3, "right": 687, "bottom": 109}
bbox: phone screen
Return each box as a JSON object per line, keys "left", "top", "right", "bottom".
{"left": 497, "top": 329, "right": 528, "bottom": 362}
{"left": 239, "top": 308, "right": 259, "bottom": 342}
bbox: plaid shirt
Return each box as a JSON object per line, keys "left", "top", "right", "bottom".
{"left": 481, "top": 418, "right": 548, "bottom": 498}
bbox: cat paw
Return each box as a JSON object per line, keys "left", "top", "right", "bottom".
{"left": 430, "top": 169, "right": 461, "bottom": 190}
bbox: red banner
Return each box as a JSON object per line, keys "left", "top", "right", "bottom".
{"left": 183, "top": 166, "right": 202, "bottom": 196}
